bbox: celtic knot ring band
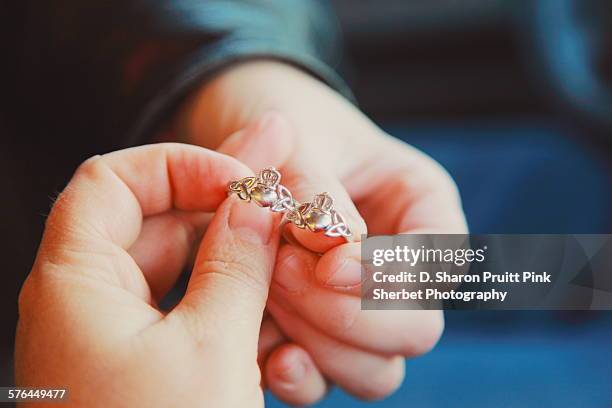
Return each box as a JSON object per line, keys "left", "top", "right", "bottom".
{"left": 283, "top": 192, "right": 352, "bottom": 238}
{"left": 227, "top": 168, "right": 352, "bottom": 240}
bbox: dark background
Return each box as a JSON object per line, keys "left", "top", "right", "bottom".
{"left": 2, "top": 1, "right": 612, "bottom": 406}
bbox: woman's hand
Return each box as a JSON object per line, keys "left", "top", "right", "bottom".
{"left": 176, "top": 61, "right": 468, "bottom": 405}
{"left": 16, "top": 144, "right": 282, "bottom": 408}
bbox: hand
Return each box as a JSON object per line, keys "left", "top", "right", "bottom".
{"left": 16, "top": 144, "right": 284, "bottom": 407}
{"left": 175, "top": 61, "right": 468, "bottom": 405}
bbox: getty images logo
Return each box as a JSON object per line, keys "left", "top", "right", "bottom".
{"left": 371, "top": 245, "right": 488, "bottom": 268}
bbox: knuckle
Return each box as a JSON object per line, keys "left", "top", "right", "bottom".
{"left": 17, "top": 264, "right": 62, "bottom": 321}
{"left": 436, "top": 169, "right": 462, "bottom": 204}
{"left": 46, "top": 156, "right": 105, "bottom": 231}
{"left": 17, "top": 275, "right": 36, "bottom": 317}
{"left": 418, "top": 156, "right": 463, "bottom": 204}
{"left": 74, "top": 154, "right": 105, "bottom": 180}
{"left": 328, "top": 302, "right": 360, "bottom": 335}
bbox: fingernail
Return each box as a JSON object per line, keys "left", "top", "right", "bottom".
{"left": 276, "top": 358, "right": 306, "bottom": 385}
{"left": 274, "top": 251, "right": 307, "bottom": 293}
{"left": 325, "top": 258, "right": 362, "bottom": 288}
{"left": 228, "top": 199, "right": 275, "bottom": 244}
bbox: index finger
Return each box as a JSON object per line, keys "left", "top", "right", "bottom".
{"left": 355, "top": 141, "right": 467, "bottom": 235}
{"left": 42, "top": 143, "right": 252, "bottom": 254}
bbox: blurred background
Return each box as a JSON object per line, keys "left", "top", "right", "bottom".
{"left": 2, "top": 0, "right": 612, "bottom": 406}
{"left": 274, "top": 1, "right": 612, "bottom": 407}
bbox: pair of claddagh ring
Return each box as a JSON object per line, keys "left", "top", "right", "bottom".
{"left": 227, "top": 167, "right": 352, "bottom": 241}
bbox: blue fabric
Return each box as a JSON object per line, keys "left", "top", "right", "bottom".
{"left": 266, "top": 121, "right": 612, "bottom": 407}
{"left": 16, "top": 0, "right": 350, "bottom": 149}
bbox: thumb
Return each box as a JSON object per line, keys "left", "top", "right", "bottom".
{"left": 173, "top": 195, "right": 280, "bottom": 350}
{"left": 217, "top": 111, "right": 296, "bottom": 171}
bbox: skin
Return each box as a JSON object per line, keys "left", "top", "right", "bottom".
{"left": 15, "top": 61, "right": 467, "bottom": 407}
{"left": 16, "top": 144, "right": 281, "bottom": 407}
{"left": 174, "top": 60, "right": 468, "bottom": 405}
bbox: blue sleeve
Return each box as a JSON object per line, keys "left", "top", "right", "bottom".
{"left": 19, "top": 0, "right": 352, "bottom": 149}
